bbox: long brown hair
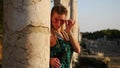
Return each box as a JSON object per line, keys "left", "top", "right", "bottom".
{"left": 51, "top": 5, "right": 68, "bottom": 32}
{"left": 51, "top": 5, "right": 67, "bottom": 18}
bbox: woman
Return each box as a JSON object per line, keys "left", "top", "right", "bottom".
{"left": 50, "top": 5, "right": 80, "bottom": 68}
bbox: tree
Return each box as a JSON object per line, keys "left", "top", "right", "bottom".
{"left": 82, "top": 29, "right": 120, "bottom": 40}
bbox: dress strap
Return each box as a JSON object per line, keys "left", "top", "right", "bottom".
{"left": 61, "top": 30, "right": 70, "bottom": 41}
{"left": 54, "top": 31, "right": 63, "bottom": 40}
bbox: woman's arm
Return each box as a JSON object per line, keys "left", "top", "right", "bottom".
{"left": 68, "top": 31, "right": 81, "bottom": 53}
{"left": 65, "top": 20, "right": 81, "bottom": 53}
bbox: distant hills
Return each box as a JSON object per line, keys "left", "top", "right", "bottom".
{"left": 81, "top": 29, "right": 120, "bottom": 40}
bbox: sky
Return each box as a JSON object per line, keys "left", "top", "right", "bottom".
{"left": 78, "top": 0, "right": 120, "bottom": 32}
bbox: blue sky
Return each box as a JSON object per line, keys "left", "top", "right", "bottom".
{"left": 78, "top": 0, "right": 120, "bottom": 32}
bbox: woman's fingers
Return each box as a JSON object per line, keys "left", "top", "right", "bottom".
{"left": 66, "top": 20, "right": 75, "bottom": 28}
{"left": 54, "top": 58, "right": 61, "bottom": 68}
{"left": 68, "top": 20, "right": 75, "bottom": 26}
{"left": 65, "top": 20, "right": 76, "bottom": 33}
{"left": 50, "top": 58, "right": 61, "bottom": 68}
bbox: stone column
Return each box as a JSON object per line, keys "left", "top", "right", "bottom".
{"left": 3, "top": 0, "right": 50, "bottom": 68}
{"left": 70, "top": 0, "right": 79, "bottom": 40}
{"left": 70, "top": 1, "right": 80, "bottom": 68}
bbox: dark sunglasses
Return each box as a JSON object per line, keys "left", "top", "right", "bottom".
{"left": 53, "top": 18, "right": 67, "bottom": 24}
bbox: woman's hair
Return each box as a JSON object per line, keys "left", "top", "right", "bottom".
{"left": 51, "top": 5, "right": 68, "bottom": 17}
{"left": 51, "top": 5, "right": 67, "bottom": 32}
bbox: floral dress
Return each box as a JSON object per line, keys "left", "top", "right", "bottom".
{"left": 50, "top": 31, "right": 73, "bottom": 68}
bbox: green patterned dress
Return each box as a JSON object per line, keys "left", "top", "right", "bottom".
{"left": 50, "top": 32, "right": 73, "bottom": 68}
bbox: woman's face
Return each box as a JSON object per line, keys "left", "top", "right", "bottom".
{"left": 51, "top": 12, "right": 66, "bottom": 30}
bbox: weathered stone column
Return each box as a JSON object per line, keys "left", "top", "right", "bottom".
{"left": 3, "top": 0, "right": 50, "bottom": 68}
{"left": 70, "top": 0, "right": 80, "bottom": 68}
{"left": 70, "top": 0, "right": 79, "bottom": 40}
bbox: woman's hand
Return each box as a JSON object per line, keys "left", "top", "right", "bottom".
{"left": 65, "top": 20, "right": 75, "bottom": 33}
{"left": 50, "top": 58, "right": 61, "bottom": 68}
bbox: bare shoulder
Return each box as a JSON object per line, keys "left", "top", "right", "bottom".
{"left": 50, "top": 33, "right": 57, "bottom": 47}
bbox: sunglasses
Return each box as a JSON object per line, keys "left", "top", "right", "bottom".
{"left": 53, "top": 18, "right": 67, "bottom": 24}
